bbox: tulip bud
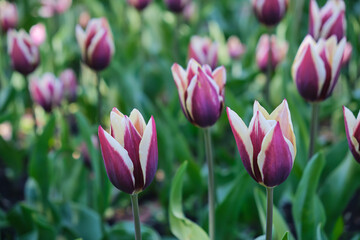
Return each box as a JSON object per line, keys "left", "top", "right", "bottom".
{"left": 188, "top": 36, "right": 218, "bottom": 70}
{"left": 98, "top": 108, "right": 158, "bottom": 194}
{"left": 309, "top": 0, "right": 346, "bottom": 41}
{"left": 227, "top": 36, "right": 246, "bottom": 60}
{"left": 342, "top": 42, "right": 352, "bottom": 66}
{"left": 30, "top": 23, "right": 47, "bottom": 47}
{"left": 252, "top": 0, "right": 288, "bottom": 26}
{"left": 39, "top": 0, "right": 72, "bottom": 18}
{"left": 292, "top": 35, "right": 346, "bottom": 102}
{"left": 256, "top": 34, "right": 288, "bottom": 72}
{"left": 343, "top": 106, "right": 360, "bottom": 164}
{"left": 127, "top": 0, "right": 152, "bottom": 11}
{"left": 164, "top": 0, "right": 189, "bottom": 13}
{"left": 76, "top": 18, "right": 115, "bottom": 71}
{"left": 227, "top": 100, "right": 296, "bottom": 187}
{"left": 59, "top": 69, "right": 77, "bottom": 102}
{"left": 0, "top": 1, "right": 18, "bottom": 32}
{"left": 29, "top": 73, "right": 63, "bottom": 112}
{"left": 79, "top": 11, "right": 91, "bottom": 29}
{"left": 7, "top": 29, "right": 40, "bottom": 75}
{"left": 171, "top": 59, "right": 226, "bottom": 128}
{"left": 182, "top": 2, "right": 197, "bottom": 22}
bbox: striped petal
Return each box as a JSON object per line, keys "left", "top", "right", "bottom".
{"left": 171, "top": 63, "right": 188, "bottom": 118}
{"left": 309, "top": 0, "right": 321, "bottom": 39}
{"left": 212, "top": 66, "right": 226, "bottom": 93}
{"left": 110, "top": 108, "right": 125, "bottom": 145}
{"left": 87, "top": 28, "right": 114, "bottom": 71}
{"left": 129, "top": 108, "right": 147, "bottom": 137}
{"left": 343, "top": 106, "right": 360, "bottom": 163}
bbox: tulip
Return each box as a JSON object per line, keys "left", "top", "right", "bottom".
{"left": 292, "top": 35, "right": 346, "bottom": 102}
{"left": 0, "top": 1, "right": 18, "bottom": 32}
{"left": 227, "top": 36, "right": 246, "bottom": 60}
{"left": 342, "top": 42, "right": 352, "bottom": 66}
{"left": 39, "top": 0, "right": 72, "bottom": 18}
{"left": 188, "top": 36, "right": 218, "bottom": 70}
{"left": 171, "top": 59, "right": 226, "bottom": 128}
{"left": 164, "top": 0, "right": 189, "bottom": 13}
{"left": 252, "top": 0, "right": 288, "bottom": 26}
{"left": 127, "top": 0, "right": 152, "bottom": 11}
{"left": 309, "top": 0, "right": 346, "bottom": 41}
{"left": 59, "top": 69, "right": 77, "bottom": 102}
{"left": 8, "top": 30, "right": 40, "bottom": 75}
{"left": 79, "top": 11, "right": 91, "bottom": 29}
{"left": 30, "top": 23, "right": 47, "bottom": 47}
{"left": 343, "top": 106, "right": 360, "bottom": 163}
{"left": 76, "top": 18, "right": 115, "bottom": 71}
{"left": 182, "top": 2, "right": 197, "bottom": 22}
{"left": 29, "top": 73, "right": 63, "bottom": 112}
{"left": 256, "top": 34, "right": 288, "bottom": 72}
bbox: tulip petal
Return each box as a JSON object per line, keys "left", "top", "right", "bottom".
{"left": 309, "top": 0, "right": 321, "bottom": 39}
{"left": 343, "top": 106, "right": 360, "bottom": 162}
{"left": 87, "top": 28, "right": 114, "bottom": 71}
{"left": 320, "top": 6, "right": 345, "bottom": 40}
{"left": 171, "top": 63, "right": 189, "bottom": 118}
{"left": 212, "top": 66, "right": 226, "bottom": 92}
{"left": 98, "top": 126, "right": 135, "bottom": 194}
{"left": 129, "top": 108, "right": 147, "bottom": 137}
{"left": 75, "top": 25, "right": 86, "bottom": 59}
{"left": 186, "top": 58, "right": 200, "bottom": 85}
{"left": 327, "top": 37, "right": 346, "bottom": 96}
{"left": 253, "top": 100, "right": 271, "bottom": 119}
{"left": 110, "top": 109, "right": 125, "bottom": 145}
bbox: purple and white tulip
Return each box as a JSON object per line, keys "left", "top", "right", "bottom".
{"left": 227, "top": 100, "right": 296, "bottom": 187}
{"left": 8, "top": 29, "right": 40, "bottom": 75}
{"left": 76, "top": 18, "right": 115, "bottom": 71}
{"left": 171, "top": 59, "right": 226, "bottom": 128}
{"left": 0, "top": 1, "right": 18, "bottom": 33}
{"left": 227, "top": 36, "right": 246, "bottom": 60}
{"left": 343, "top": 106, "right": 360, "bottom": 164}
{"left": 342, "top": 42, "right": 352, "bottom": 66}
{"left": 98, "top": 108, "right": 158, "bottom": 194}
{"left": 164, "top": 0, "right": 189, "bottom": 13}
{"left": 309, "top": 0, "right": 346, "bottom": 41}
{"left": 188, "top": 36, "right": 218, "bottom": 70}
{"left": 292, "top": 35, "right": 346, "bottom": 102}
{"left": 29, "top": 73, "right": 63, "bottom": 112}
{"left": 59, "top": 69, "right": 77, "bottom": 102}
{"left": 252, "top": 0, "right": 288, "bottom": 26}
{"left": 30, "top": 23, "right": 47, "bottom": 47}
{"left": 39, "top": 0, "right": 72, "bottom": 18}
{"left": 127, "top": 0, "right": 152, "bottom": 11}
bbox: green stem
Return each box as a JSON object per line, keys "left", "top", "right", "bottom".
{"left": 266, "top": 187, "right": 273, "bottom": 240}
{"left": 26, "top": 75, "right": 37, "bottom": 135}
{"left": 96, "top": 72, "right": 102, "bottom": 124}
{"left": 131, "top": 194, "right": 142, "bottom": 240}
{"left": 308, "top": 102, "right": 319, "bottom": 159}
{"left": 204, "top": 128, "right": 215, "bottom": 240}
{"left": 265, "top": 29, "right": 272, "bottom": 104}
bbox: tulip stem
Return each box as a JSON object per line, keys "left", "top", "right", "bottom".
{"left": 96, "top": 72, "right": 102, "bottom": 124}
{"left": 265, "top": 29, "right": 272, "bottom": 104}
{"left": 130, "top": 193, "right": 142, "bottom": 240}
{"left": 204, "top": 128, "right": 215, "bottom": 240}
{"left": 308, "top": 102, "right": 319, "bottom": 159}
{"left": 266, "top": 187, "right": 273, "bottom": 240}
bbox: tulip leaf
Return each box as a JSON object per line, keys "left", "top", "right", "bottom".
{"left": 253, "top": 188, "right": 294, "bottom": 240}
{"left": 316, "top": 223, "right": 328, "bottom": 240}
{"left": 169, "top": 161, "right": 210, "bottom": 240}
{"left": 0, "top": 85, "right": 15, "bottom": 113}
{"left": 292, "top": 153, "right": 326, "bottom": 240}
{"left": 282, "top": 232, "right": 290, "bottom": 240}
{"left": 105, "top": 221, "right": 161, "bottom": 240}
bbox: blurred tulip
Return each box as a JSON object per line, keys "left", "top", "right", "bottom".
{"left": 0, "top": 1, "right": 18, "bottom": 32}
{"left": 30, "top": 23, "right": 46, "bottom": 47}
{"left": 182, "top": 2, "right": 197, "bottom": 22}
{"left": 171, "top": 59, "right": 226, "bottom": 128}
{"left": 292, "top": 35, "right": 346, "bottom": 102}
{"left": 309, "top": 0, "right": 346, "bottom": 41}
{"left": 76, "top": 18, "right": 115, "bottom": 71}
{"left": 7, "top": 29, "right": 40, "bottom": 75}
{"left": 98, "top": 108, "right": 158, "bottom": 194}
{"left": 252, "top": 0, "right": 288, "bottom": 26}
{"left": 59, "top": 69, "right": 77, "bottom": 102}
{"left": 342, "top": 42, "right": 352, "bottom": 66}
{"left": 79, "top": 11, "right": 91, "bottom": 29}
{"left": 256, "top": 34, "right": 288, "bottom": 72}
{"left": 188, "top": 36, "right": 218, "bottom": 69}
{"left": 227, "top": 100, "right": 296, "bottom": 187}
{"left": 164, "top": 0, "right": 189, "bottom": 13}
{"left": 39, "top": 0, "right": 72, "bottom": 17}
{"left": 127, "top": 0, "right": 152, "bottom": 11}
{"left": 29, "top": 73, "right": 63, "bottom": 112}
{"left": 227, "top": 36, "right": 246, "bottom": 60}
{"left": 343, "top": 106, "right": 360, "bottom": 164}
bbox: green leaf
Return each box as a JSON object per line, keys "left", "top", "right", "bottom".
{"left": 169, "top": 161, "right": 210, "bottom": 240}
{"left": 292, "top": 153, "right": 326, "bottom": 240}
{"left": 105, "top": 221, "right": 161, "bottom": 240}
{"left": 253, "top": 188, "right": 294, "bottom": 240}
{"left": 0, "top": 85, "right": 15, "bottom": 113}
{"left": 281, "top": 232, "right": 290, "bottom": 240}
{"left": 316, "top": 223, "right": 328, "bottom": 240}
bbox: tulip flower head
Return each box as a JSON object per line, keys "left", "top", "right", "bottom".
{"left": 256, "top": 34, "right": 288, "bottom": 72}
{"left": 292, "top": 35, "right": 346, "bottom": 102}
{"left": 30, "top": 23, "right": 47, "bottom": 47}
{"left": 343, "top": 106, "right": 360, "bottom": 164}
{"left": 188, "top": 36, "right": 218, "bottom": 70}
{"left": 8, "top": 29, "right": 40, "bottom": 75}
{"left": 39, "top": 0, "right": 72, "bottom": 17}
{"left": 98, "top": 109, "right": 158, "bottom": 194}
{"left": 227, "top": 36, "right": 246, "bottom": 60}
{"left": 342, "top": 42, "right": 352, "bottom": 66}
{"left": 164, "top": 0, "right": 189, "bottom": 13}
{"left": 127, "top": 0, "right": 152, "bottom": 11}
{"left": 309, "top": 0, "right": 346, "bottom": 41}
{"left": 0, "top": 1, "right": 18, "bottom": 33}
{"left": 227, "top": 100, "right": 296, "bottom": 187}
{"left": 76, "top": 18, "right": 115, "bottom": 71}
{"left": 252, "top": 0, "right": 288, "bottom": 26}
{"left": 171, "top": 59, "right": 226, "bottom": 128}
{"left": 59, "top": 69, "right": 77, "bottom": 102}
{"left": 29, "top": 73, "right": 63, "bottom": 112}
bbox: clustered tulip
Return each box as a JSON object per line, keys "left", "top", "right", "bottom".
{"left": 127, "top": 0, "right": 152, "bottom": 11}
{"left": 252, "top": 0, "right": 288, "bottom": 27}
{"left": 343, "top": 107, "right": 360, "bottom": 164}
{"left": 7, "top": 29, "right": 40, "bottom": 75}
{"left": 227, "top": 36, "right": 246, "bottom": 60}
{"left": 0, "top": 1, "right": 18, "bottom": 33}
{"left": 256, "top": 34, "right": 288, "bottom": 72}
{"left": 29, "top": 73, "right": 63, "bottom": 112}
{"left": 171, "top": 59, "right": 226, "bottom": 128}
{"left": 76, "top": 17, "right": 115, "bottom": 71}
{"left": 227, "top": 100, "right": 296, "bottom": 187}
{"left": 164, "top": 0, "right": 189, "bottom": 13}
{"left": 98, "top": 108, "right": 158, "bottom": 194}
{"left": 292, "top": 35, "right": 346, "bottom": 102}
{"left": 30, "top": 23, "right": 47, "bottom": 47}
{"left": 60, "top": 69, "right": 77, "bottom": 102}
{"left": 39, "top": 0, "right": 72, "bottom": 18}
{"left": 188, "top": 36, "right": 218, "bottom": 70}
{"left": 309, "top": 0, "right": 346, "bottom": 41}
